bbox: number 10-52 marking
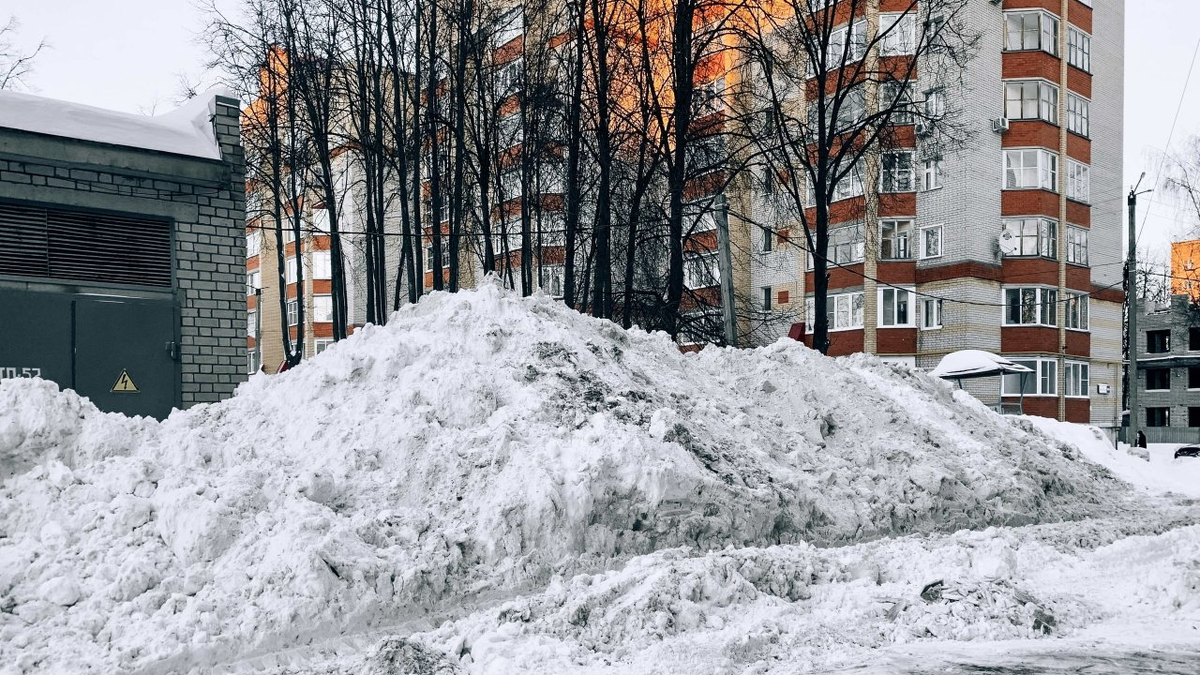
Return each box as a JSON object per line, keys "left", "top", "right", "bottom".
{"left": 0, "top": 367, "right": 42, "bottom": 379}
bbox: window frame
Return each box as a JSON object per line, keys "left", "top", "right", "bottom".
{"left": 1064, "top": 361, "right": 1090, "bottom": 398}
{"left": 1004, "top": 79, "right": 1059, "bottom": 123}
{"left": 286, "top": 298, "right": 299, "bottom": 327}
{"left": 920, "top": 223, "right": 944, "bottom": 260}
{"left": 1004, "top": 10, "right": 1059, "bottom": 56}
{"left": 879, "top": 219, "right": 913, "bottom": 260}
{"left": 1066, "top": 226, "right": 1089, "bottom": 266}
{"left": 1146, "top": 407, "right": 1171, "bottom": 428}
{"left": 1003, "top": 286, "right": 1058, "bottom": 327}
{"left": 805, "top": 291, "right": 865, "bottom": 333}
{"left": 878, "top": 286, "right": 915, "bottom": 328}
{"left": 1147, "top": 329, "right": 1171, "bottom": 354}
{"left": 1002, "top": 217, "right": 1057, "bottom": 259}
{"left": 1068, "top": 26, "right": 1091, "bottom": 73}
{"left": 880, "top": 151, "right": 916, "bottom": 193}
{"left": 1004, "top": 148, "right": 1058, "bottom": 192}
{"left": 1145, "top": 367, "right": 1171, "bottom": 392}
{"left": 1067, "top": 92, "right": 1090, "bottom": 137}
{"left": 1001, "top": 358, "right": 1058, "bottom": 396}
{"left": 921, "top": 297, "right": 943, "bottom": 330}
{"left": 921, "top": 158, "right": 943, "bottom": 191}
{"left": 1067, "top": 160, "right": 1091, "bottom": 204}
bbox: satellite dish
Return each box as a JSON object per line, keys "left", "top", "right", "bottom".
{"left": 997, "top": 229, "right": 1018, "bottom": 256}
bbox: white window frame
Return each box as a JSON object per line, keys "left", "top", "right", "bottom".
{"left": 1003, "top": 286, "right": 1058, "bottom": 327}
{"left": 247, "top": 269, "right": 261, "bottom": 296}
{"left": 920, "top": 223, "right": 943, "bottom": 259}
{"left": 1068, "top": 27, "right": 1091, "bottom": 72}
{"left": 1067, "top": 160, "right": 1090, "bottom": 204}
{"left": 315, "top": 338, "right": 335, "bottom": 355}
{"left": 880, "top": 151, "right": 915, "bottom": 193}
{"left": 879, "top": 13, "right": 916, "bottom": 56}
{"left": 313, "top": 294, "right": 333, "bottom": 323}
{"left": 1004, "top": 80, "right": 1059, "bottom": 123}
{"left": 879, "top": 219, "right": 913, "bottom": 260}
{"left": 878, "top": 287, "right": 915, "bottom": 328}
{"left": 1001, "top": 358, "right": 1058, "bottom": 396}
{"left": 1004, "top": 10, "right": 1059, "bottom": 56}
{"left": 921, "top": 158, "right": 943, "bottom": 191}
{"left": 684, "top": 252, "right": 719, "bottom": 289}
{"left": 1064, "top": 361, "right": 1090, "bottom": 398}
{"left": 286, "top": 298, "right": 299, "bottom": 327}
{"left": 805, "top": 291, "right": 864, "bottom": 332}
{"left": 247, "top": 309, "right": 257, "bottom": 337}
{"left": 921, "top": 297, "right": 943, "bottom": 330}
{"left": 311, "top": 250, "right": 332, "bottom": 280}
{"left": 1067, "top": 226, "right": 1089, "bottom": 266}
{"left": 246, "top": 229, "right": 262, "bottom": 258}
{"left": 1064, "top": 292, "right": 1089, "bottom": 331}
{"left": 808, "top": 222, "right": 865, "bottom": 269}
{"left": 1067, "top": 93, "right": 1090, "bottom": 137}
{"left": 1002, "top": 217, "right": 1057, "bottom": 258}
{"left": 1004, "top": 148, "right": 1058, "bottom": 191}
{"left": 285, "top": 256, "right": 298, "bottom": 284}
{"left": 247, "top": 348, "right": 259, "bottom": 375}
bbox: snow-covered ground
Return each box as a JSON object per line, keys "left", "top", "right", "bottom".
{"left": 2, "top": 284, "right": 1197, "bottom": 674}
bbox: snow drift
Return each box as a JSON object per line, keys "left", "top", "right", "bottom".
{"left": 0, "top": 283, "right": 1130, "bottom": 673}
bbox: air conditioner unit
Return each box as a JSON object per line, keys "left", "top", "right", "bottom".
{"left": 992, "top": 117, "right": 1010, "bottom": 134}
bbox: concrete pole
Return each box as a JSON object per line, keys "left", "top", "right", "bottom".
{"left": 1127, "top": 189, "right": 1139, "bottom": 445}
{"left": 716, "top": 194, "right": 738, "bottom": 347}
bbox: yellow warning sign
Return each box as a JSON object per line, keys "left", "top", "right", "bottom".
{"left": 111, "top": 369, "right": 140, "bottom": 393}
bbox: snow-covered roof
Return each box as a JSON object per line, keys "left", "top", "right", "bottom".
{"left": 0, "top": 89, "right": 235, "bottom": 160}
{"left": 929, "top": 349, "right": 1034, "bottom": 380}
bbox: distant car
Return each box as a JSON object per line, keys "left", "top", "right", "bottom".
{"left": 1175, "top": 446, "right": 1200, "bottom": 459}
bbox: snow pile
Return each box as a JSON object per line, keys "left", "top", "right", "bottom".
{"left": 0, "top": 89, "right": 229, "bottom": 159}
{"left": 0, "top": 284, "right": 1131, "bottom": 673}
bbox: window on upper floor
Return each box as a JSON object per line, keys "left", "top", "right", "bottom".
{"left": 922, "top": 158, "right": 943, "bottom": 191}
{"left": 761, "top": 286, "right": 773, "bottom": 311}
{"left": 684, "top": 252, "right": 718, "bottom": 289}
{"left": 1064, "top": 361, "right": 1090, "bottom": 397}
{"left": 1190, "top": 366, "right": 1200, "bottom": 389}
{"left": 285, "top": 256, "right": 298, "bottom": 284}
{"left": 920, "top": 224, "right": 943, "bottom": 259}
{"left": 246, "top": 229, "right": 262, "bottom": 258}
{"left": 1067, "top": 93, "right": 1090, "bottom": 137}
{"left": 286, "top": 298, "right": 298, "bottom": 327}
{"left": 1064, "top": 292, "right": 1089, "bottom": 330}
{"left": 1002, "top": 359, "right": 1058, "bottom": 396}
{"left": 808, "top": 222, "right": 865, "bottom": 268}
{"left": 1190, "top": 406, "right": 1200, "bottom": 428}
{"left": 878, "top": 287, "right": 914, "bottom": 327}
{"left": 881, "top": 152, "right": 915, "bottom": 193}
{"left": 1147, "top": 329, "right": 1171, "bottom": 354}
{"left": 1005, "top": 10, "right": 1058, "bottom": 56}
{"left": 1067, "top": 160, "right": 1091, "bottom": 203}
{"left": 313, "top": 294, "right": 333, "bottom": 323}
{"left": 1002, "top": 218, "right": 1057, "bottom": 258}
{"left": 247, "top": 348, "right": 259, "bottom": 375}
{"left": 1005, "top": 80, "right": 1058, "bottom": 123}
{"left": 922, "top": 297, "right": 943, "bottom": 330}
{"left": 880, "top": 219, "right": 912, "bottom": 260}
{"left": 1004, "top": 149, "right": 1057, "bottom": 191}
{"left": 806, "top": 291, "right": 865, "bottom": 332}
{"left": 1004, "top": 287, "right": 1057, "bottom": 326}
{"left": 247, "top": 309, "right": 256, "bottom": 337}
{"left": 879, "top": 13, "right": 917, "bottom": 56}
{"left": 247, "top": 269, "right": 261, "bottom": 296}
{"left": 761, "top": 225, "right": 773, "bottom": 252}
{"left": 312, "top": 250, "right": 332, "bottom": 280}
{"left": 1146, "top": 368, "right": 1171, "bottom": 391}
{"left": 1191, "top": 327, "right": 1200, "bottom": 351}
{"left": 1067, "top": 226, "right": 1088, "bottom": 266}
{"left": 881, "top": 80, "right": 916, "bottom": 125}
{"left": 1068, "top": 27, "right": 1091, "bottom": 72}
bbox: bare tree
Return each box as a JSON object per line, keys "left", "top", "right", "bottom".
{"left": 0, "top": 16, "right": 46, "bottom": 91}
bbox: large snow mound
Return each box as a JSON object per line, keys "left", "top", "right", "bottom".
{"left": 0, "top": 284, "right": 1130, "bottom": 673}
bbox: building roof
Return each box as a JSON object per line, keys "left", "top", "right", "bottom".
{"left": 0, "top": 88, "right": 235, "bottom": 160}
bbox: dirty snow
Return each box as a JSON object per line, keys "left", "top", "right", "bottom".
{"left": 0, "top": 284, "right": 1195, "bottom": 674}
{"left": 0, "top": 89, "right": 229, "bottom": 159}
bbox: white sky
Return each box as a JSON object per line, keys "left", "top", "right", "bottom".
{"left": 6, "top": 0, "right": 1200, "bottom": 258}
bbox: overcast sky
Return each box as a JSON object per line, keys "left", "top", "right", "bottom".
{"left": 7, "top": 0, "right": 1199, "bottom": 258}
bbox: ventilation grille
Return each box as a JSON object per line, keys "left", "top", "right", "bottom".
{"left": 0, "top": 200, "right": 172, "bottom": 287}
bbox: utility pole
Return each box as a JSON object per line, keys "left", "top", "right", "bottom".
{"left": 1127, "top": 173, "right": 1150, "bottom": 446}
{"left": 715, "top": 194, "right": 737, "bottom": 347}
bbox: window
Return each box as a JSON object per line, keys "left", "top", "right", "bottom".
{"left": 1146, "top": 368, "right": 1171, "bottom": 391}
{"left": 880, "top": 220, "right": 912, "bottom": 260}
{"left": 924, "top": 89, "right": 945, "bottom": 121}
{"left": 1067, "top": 161, "right": 1090, "bottom": 203}
{"left": 1190, "top": 407, "right": 1200, "bottom": 428}
{"left": 426, "top": 237, "right": 450, "bottom": 270}
{"left": 541, "top": 265, "right": 565, "bottom": 298}
{"left": 495, "top": 58, "right": 523, "bottom": 96}
{"left": 881, "top": 152, "right": 915, "bottom": 193}
{"left": 313, "top": 294, "right": 333, "bottom": 323}
{"left": 762, "top": 286, "right": 773, "bottom": 311}
{"left": 1002, "top": 359, "right": 1057, "bottom": 396}
{"left": 285, "top": 256, "right": 298, "bottom": 284}
{"left": 809, "top": 223, "right": 865, "bottom": 268}
{"left": 1004, "top": 149, "right": 1057, "bottom": 191}
{"left": 1147, "top": 329, "right": 1171, "bottom": 354}
{"left": 247, "top": 270, "right": 261, "bottom": 296}
{"left": 1002, "top": 218, "right": 1057, "bottom": 258}
{"left": 692, "top": 78, "right": 725, "bottom": 118}
{"left": 1064, "top": 361, "right": 1090, "bottom": 397}
{"left": 922, "top": 159, "right": 943, "bottom": 191}
{"left": 286, "top": 298, "right": 299, "bottom": 326}
{"left": 1192, "top": 327, "right": 1200, "bottom": 351}
{"left": 315, "top": 339, "right": 334, "bottom": 355}
{"left": 312, "top": 251, "right": 332, "bottom": 280}
{"left": 881, "top": 81, "right": 915, "bottom": 124}
{"left": 1146, "top": 407, "right": 1170, "bottom": 428}
{"left": 1004, "top": 287, "right": 1057, "bottom": 326}
{"left": 879, "top": 287, "right": 914, "bottom": 327}
{"left": 1004, "top": 80, "right": 1058, "bottom": 123}
{"left": 922, "top": 298, "right": 943, "bottom": 330}
{"left": 1067, "top": 94, "right": 1090, "bottom": 137}
{"left": 1190, "top": 366, "right": 1200, "bottom": 390}
{"left": 247, "top": 309, "right": 256, "bottom": 337}
{"left": 684, "top": 252, "right": 718, "bottom": 289}
{"left": 832, "top": 162, "right": 865, "bottom": 201}
{"left": 1005, "top": 10, "right": 1058, "bottom": 55}
{"left": 920, "top": 224, "right": 943, "bottom": 259}
{"left": 246, "top": 229, "right": 262, "bottom": 258}
{"left": 879, "top": 13, "right": 916, "bottom": 56}
{"left": 686, "top": 133, "right": 726, "bottom": 176}
{"left": 1067, "top": 226, "right": 1089, "bottom": 265}
{"left": 498, "top": 113, "right": 523, "bottom": 149}
{"left": 1064, "top": 292, "right": 1089, "bottom": 330}
{"left": 806, "top": 292, "right": 864, "bottom": 332}
{"left": 761, "top": 226, "right": 773, "bottom": 252}
{"left": 1068, "top": 27, "right": 1091, "bottom": 72}
{"left": 247, "top": 349, "right": 259, "bottom": 375}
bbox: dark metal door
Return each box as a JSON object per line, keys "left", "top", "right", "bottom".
{"left": 0, "top": 289, "right": 74, "bottom": 385}
{"left": 73, "top": 296, "right": 178, "bottom": 419}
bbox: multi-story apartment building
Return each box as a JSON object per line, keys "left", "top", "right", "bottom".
{"left": 719, "top": 0, "right": 1123, "bottom": 425}
{"left": 1133, "top": 295, "right": 1200, "bottom": 443}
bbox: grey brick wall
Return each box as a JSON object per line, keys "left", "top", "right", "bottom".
{"left": 0, "top": 93, "right": 247, "bottom": 408}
